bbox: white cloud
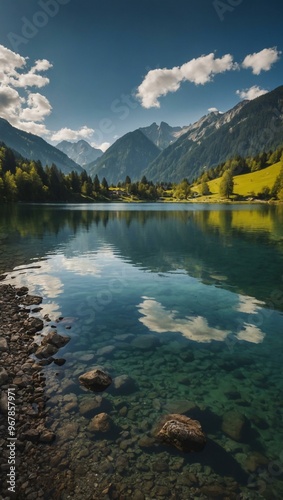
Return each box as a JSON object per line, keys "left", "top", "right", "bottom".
{"left": 20, "top": 93, "right": 52, "bottom": 122}
{"left": 137, "top": 53, "right": 236, "bottom": 108}
{"left": 0, "top": 85, "right": 23, "bottom": 121}
{"left": 50, "top": 125, "right": 95, "bottom": 142}
{"left": 208, "top": 107, "right": 219, "bottom": 113}
{"left": 10, "top": 71, "right": 50, "bottom": 89}
{"left": 180, "top": 53, "right": 236, "bottom": 84}
{"left": 242, "top": 47, "right": 281, "bottom": 75}
{"left": 31, "top": 59, "right": 53, "bottom": 73}
{"left": 0, "top": 43, "right": 94, "bottom": 142}
{"left": 0, "top": 44, "right": 26, "bottom": 77}
{"left": 0, "top": 43, "right": 53, "bottom": 134}
{"left": 236, "top": 85, "right": 268, "bottom": 101}
{"left": 91, "top": 141, "right": 110, "bottom": 152}
{"left": 15, "top": 121, "right": 50, "bottom": 136}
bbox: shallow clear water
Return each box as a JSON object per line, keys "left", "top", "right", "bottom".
{"left": 1, "top": 203, "right": 283, "bottom": 499}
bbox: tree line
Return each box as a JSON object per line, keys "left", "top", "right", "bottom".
{"left": 0, "top": 144, "right": 110, "bottom": 202}
{"left": 0, "top": 141, "right": 283, "bottom": 202}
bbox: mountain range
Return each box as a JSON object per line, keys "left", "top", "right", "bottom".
{"left": 85, "top": 130, "right": 161, "bottom": 184}
{"left": 86, "top": 85, "right": 283, "bottom": 184}
{"left": 56, "top": 139, "right": 103, "bottom": 166}
{"left": 0, "top": 85, "right": 282, "bottom": 184}
{"left": 0, "top": 118, "right": 82, "bottom": 175}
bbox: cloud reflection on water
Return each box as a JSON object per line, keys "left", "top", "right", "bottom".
{"left": 138, "top": 295, "right": 265, "bottom": 344}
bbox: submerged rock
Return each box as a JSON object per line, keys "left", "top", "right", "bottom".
{"left": 79, "top": 396, "right": 103, "bottom": 416}
{"left": 155, "top": 413, "right": 206, "bottom": 452}
{"left": 35, "top": 344, "right": 58, "bottom": 359}
{"left": 131, "top": 334, "right": 159, "bottom": 350}
{"left": 88, "top": 412, "right": 113, "bottom": 433}
{"left": 222, "top": 410, "right": 250, "bottom": 441}
{"left": 41, "top": 331, "right": 70, "bottom": 348}
{"left": 79, "top": 368, "right": 112, "bottom": 392}
{"left": 112, "top": 374, "right": 137, "bottom": 394}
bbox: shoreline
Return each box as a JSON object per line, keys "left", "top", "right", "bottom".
{"left": 0, "top": 282, "right": 65, "bottom": 499}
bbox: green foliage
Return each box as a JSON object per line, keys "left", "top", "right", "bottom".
{"left": 0, "top": 143, "right": 104, "bottom": 203}
{"left": 200, "top": 180, "right": 210, "bottom": 196}
{"left": 219, "top": 170, "right": 234, "bottom": 198}
{"left": 271, "top": 165, "right": 283, "bottom": 198}
{"left": 173, "top": 179, "right": 191, "bottom": 200}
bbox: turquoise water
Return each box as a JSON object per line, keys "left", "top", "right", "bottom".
{"left": 1, "top": 203, "right": 283, "bottom": 499}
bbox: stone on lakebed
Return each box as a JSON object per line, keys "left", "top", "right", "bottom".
{"left": 79, "top": 368, "right": 112, "bottom": 392}
{"left": 155, "top": 413, "right": 206, "bottom": 453}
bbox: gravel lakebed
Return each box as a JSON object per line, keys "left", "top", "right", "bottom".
{"left": 0, "top": 281, "right": 74, "bottom": 499}
{"left": 0, "top": 279, "right": 281, "bottom": 500}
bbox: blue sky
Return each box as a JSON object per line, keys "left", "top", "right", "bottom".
{"left": 0, "top": 0, "right": 282, "bottom": 151}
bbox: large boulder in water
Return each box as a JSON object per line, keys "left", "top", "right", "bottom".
{"left": 79, "top": 368, "right": 112, "bottom": 392}
{"left": 155, "top": 413, "right": 206, "bottom": 452}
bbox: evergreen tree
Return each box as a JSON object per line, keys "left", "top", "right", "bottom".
{"left": 101, "top": 177, "right": 109, "bottom": 192}
{"left": 93, "top": 174, "right": 100, "bottom": 192}
{"left": 219, "top": 170, "right": 234, "bottom": 198}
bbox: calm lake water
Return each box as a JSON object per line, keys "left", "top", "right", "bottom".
{"left": 1, "top": 203, "right": 283, "bottom": 499}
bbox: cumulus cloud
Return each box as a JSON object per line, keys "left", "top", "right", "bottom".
{"left": 20, "top": 93, "right": 52, "bottom": 122}
{"left": 242, "top": 47, "right": 281, "bottom": 75}
{"left": 236, "top": 85, "right": 269, "bottom": 101}
{"left": 0, "top": 85, "right": 23, "bottom": 121}
{"left": 91, "top": 141, "right": 111, "bottom": 152}
{"left": 137, "top": 53, "right": 236, "bottom": 108}
{"left": 208, "top": 107, "right": 219, "bottom": 113}
{"left": 0, "top": 44, "right": 53, "bottom": 134}
{"left": 51, "top": 125, "right": 95, "bottom": 142}
{"left": 0, "top": 43, "right": 94, "bottom": 142}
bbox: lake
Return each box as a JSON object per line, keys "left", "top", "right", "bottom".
{"left": 1, "top": 203, "right": 283, "bottom": 499}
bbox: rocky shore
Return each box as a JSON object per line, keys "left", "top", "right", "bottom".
{"left": 0, "top": 281, "right": 280, "bottom": 500}
{"left": 0, "top": 282, "right": 69, "bottom": 500}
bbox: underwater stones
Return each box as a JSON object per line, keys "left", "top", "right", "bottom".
{"left": 224, "top": 390, "right": 242, "bottom": 400}
{"left": 39, "top": 430, "right": 56, "bottom": 444}
{"left": 112, "top": 374, "right": 137, "bottom": 394}
{"left": 79, "top": 396, "right": 103, "bottom": 416}
{"left": 88, "top": 412, "right": 112, "bottom": 433}
{"left": 138, "top": 436, "right": 156, "bottom": 448}
{"left": 165, "top": 399, "right": 198, "bottom": 415}
{"left": 78, "top": 353, "right": 95, "bottom": 362}
{"left": 155, "top": 414, "right": 206, "bottom": 453}
{"left": 245, "top": 451, "right": 269, "bottom": 472}
{"left": 56, "top": 421, "right": 79, "bottom": 442}
{"left": 97, "top": 345, "right": 115, "bottom": 356}
{"left": 41, "top": 331, "right": 70, "bottom": 348}
{"left": 131, "top": 334, "right": 159, "bottom": 351}
{"left": 35, "top": 344, "right": 58, "bottom": 359}
{"left": 152, "top": 459, "right": 169, "bottom": 472}
{"left": 79, "top": 368, "right": 112, "bottom": 392}
{"left": 114, "top": 333, "right": 135, "bottom": 342}
{"left": 222, "top": 410, "right": 250, "bottom": 441}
